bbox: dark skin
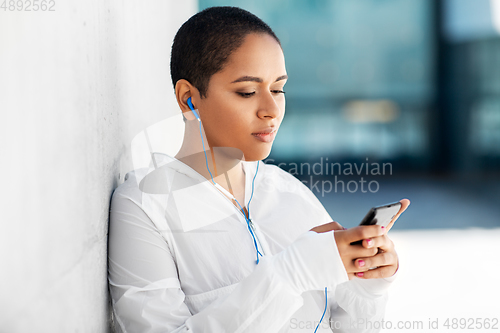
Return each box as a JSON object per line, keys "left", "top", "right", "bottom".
{"left": 310, "top": 199, "right": 410, "bottom": 280}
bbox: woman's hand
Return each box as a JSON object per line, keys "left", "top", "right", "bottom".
{"left": 310, "top": 199, "right": 409, "bottom": 279}
{"left": 332, "top": 225, "right": 391, "bottom": 279}
{"left": 310, "top": 227, "right": 399, "bottom": 280}
{"left": 349, "top": 233, "right": 399, "bottom": 279}
{"left": 311, "top": 222, "right": 388, "bottom": 279}
{"left": 350, "top": 199, "right": 409, "bottom": 278}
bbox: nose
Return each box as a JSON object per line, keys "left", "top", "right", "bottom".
{"left": 257, "top": 90, "right": 283, "bottom": 120}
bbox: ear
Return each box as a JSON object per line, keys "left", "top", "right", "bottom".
{"left": 175, "top": 79, "right": 200, "bottom": 121}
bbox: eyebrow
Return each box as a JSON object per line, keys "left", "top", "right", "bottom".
{"left": 231, "top": 74, "right": 288, "bottom": 84}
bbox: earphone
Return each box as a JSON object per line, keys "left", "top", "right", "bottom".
{"left": 187, "top": 97, "right": 326, "bottom": 331}
{"left": 187, "top": 97, "right": 263, "bottom": 264}
{"left": 187, "top": 97, "right": 200, "bottom": 121}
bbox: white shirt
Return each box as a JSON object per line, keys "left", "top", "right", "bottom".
{"left": 108, "top": 152, "right": 396, "bottom": 333}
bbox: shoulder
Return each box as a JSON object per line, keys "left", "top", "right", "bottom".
{"left": 109, "top": 158, "right": 174, "bottom": 233}
{"left": 112, "top": 153, "right": 178, "bottom": 200}
{"left": 256, "top": 160, "right": 297, "bottom": 181}
{"left": 109, "top": 168, "right": 151, "bottom": 220}
{"left": 259, "top": 161, "right": 333, "bottom": 221}
{"left": 258, "top": 161, "right": 310, "bottom": 191}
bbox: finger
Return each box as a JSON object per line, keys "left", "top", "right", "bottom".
{"left": 310, "top": 221, "right": 345, "bottom": 233}
{"left": 354, "top": 251, "right": 396, "bottom": 272}
{"left": 362, "top": 234, "right": 393, "bottom": 251}
{"left": 377, "top": 234, "right": 395, "bottom": 253}
{"left": 361, "top": 237, "right": 377, "bottom": 249}
{"left": 343, "top": 251, "right": 379, "bottom": 274}
{"left": 347, "top": 243, "right": 379, "bottom": 259}
{"left": 354, "top": 264, "right": 398, "bottom": 279}
{"left": 344, "top": 225, "right": 385, "bottom": 243}
{"left": 385, "top": 198, "right": 410, "bottom": 232}
{"left": 345, "top": 259, "right": 373, "bottom": 275}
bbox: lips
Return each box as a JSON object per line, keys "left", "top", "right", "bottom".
{"left": 252, "top": 127, "right": 275, "bottom": 135}
{"left": 252, "top": 128, "right": 276, "bottom": 143}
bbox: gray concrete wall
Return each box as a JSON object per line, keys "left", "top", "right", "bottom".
{"left": 0, "top": 1, "right": 196, "bottom": 331}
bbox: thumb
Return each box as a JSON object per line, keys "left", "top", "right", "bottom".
{"left": 385, "top": 198, "right": 411, "bottom": 232}
{"left": 310, "top": 221, "right": 345, "bottom": 233}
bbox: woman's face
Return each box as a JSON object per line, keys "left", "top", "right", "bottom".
{"left": 195, "top": 32, "right": 287, "bottom": 161}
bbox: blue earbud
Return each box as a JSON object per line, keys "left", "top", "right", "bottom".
{"left": 187, "top": 97, "right": 200, "bottom": 121}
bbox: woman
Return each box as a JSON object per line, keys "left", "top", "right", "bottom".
{"left": 108, "top": 6, "right": 408, "bottom": 332}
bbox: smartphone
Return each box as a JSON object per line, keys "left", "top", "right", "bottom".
{"left": 359, "top": 201, "right": 402, "bottom": 227}
{"left": 351, "top": 201, "right": 402, "bottom": 246}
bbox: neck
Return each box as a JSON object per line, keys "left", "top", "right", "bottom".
{"left": 174, "top": 121, "right": 246, "bottom": 189}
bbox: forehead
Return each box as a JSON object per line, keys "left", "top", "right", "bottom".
{"left": 215, "top": 33, "right": 286, "bottom": 81}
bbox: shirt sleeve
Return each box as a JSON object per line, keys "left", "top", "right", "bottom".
{"left": 328, "top": 262, "right": 399, "bottom": 332}
{"left": 297, "top": 176, "right": 397, "bottom": 332}
{"left": 108, "top": 189, "right": 350, "bottom": 333}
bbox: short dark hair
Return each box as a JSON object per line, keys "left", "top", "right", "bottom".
{"left": 170, "top": 6, "right": 281, "bottom": 101}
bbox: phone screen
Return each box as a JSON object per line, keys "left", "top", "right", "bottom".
{"left": 350, "top": 201, "right": 402, "bottom": 246}
{"left": 359, "top": 201, "right": 402, "bottom": 227}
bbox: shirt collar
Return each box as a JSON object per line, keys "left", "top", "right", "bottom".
{"left": 151, "top": 152, "right": 257, "bottom": 185}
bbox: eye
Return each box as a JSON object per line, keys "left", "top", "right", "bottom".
{"left": 271, "top": 90, "right": 286, "bottom": 95}
{"left": 237, "top": 92, "right": 255, "bottom": 98}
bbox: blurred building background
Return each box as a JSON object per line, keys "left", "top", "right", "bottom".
{"left": 201, "top": 0, "right": 500, "bottom": 176}
{"left": 202, "top": 0, "right": 435, "bottom": 171}
{"left": 200, "top": 0, "right": 500, "bottom": 231}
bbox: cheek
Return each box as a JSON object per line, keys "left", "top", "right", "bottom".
{"left": 278, "top": 98, "right": 286, "bottom": 120}
{"left": 205, "top": 104, "right": 248, "bottom": 142}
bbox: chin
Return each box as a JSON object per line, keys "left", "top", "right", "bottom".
{"left": 243, "top": 147, "right": 273, "bottom": 162}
